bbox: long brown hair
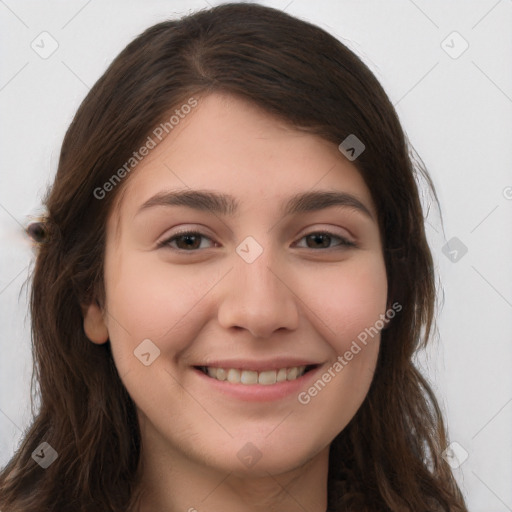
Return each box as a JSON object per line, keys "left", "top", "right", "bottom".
{"left": 0, "top": 3, "right": 467, "bottom": 511}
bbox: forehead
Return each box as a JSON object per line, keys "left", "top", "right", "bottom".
{"left": 111, "top": 93, "right": 377, "bottom": 228}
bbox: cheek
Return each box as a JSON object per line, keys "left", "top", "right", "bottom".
{"left": 104, "top": 243, "right": 387, "bottom": 376}
{"left": 102, "top": 250, "right": 220, "bottom": 362}
{"left": 306, "top": 255, "right": 388, "bottom": 353}
{"left": 293, "top": 259, "right": 386, "bottom": 434}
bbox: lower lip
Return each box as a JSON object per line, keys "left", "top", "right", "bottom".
{"left": 193, "top": 366, "right": 322, "bottom": 402}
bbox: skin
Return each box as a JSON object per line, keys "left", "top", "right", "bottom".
{"left": 83, "top": 92, "right": 388, "bottom": 512}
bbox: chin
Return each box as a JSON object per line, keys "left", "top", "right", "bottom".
{"left": 206, "top": 431, "right": 328, "bottom": 477}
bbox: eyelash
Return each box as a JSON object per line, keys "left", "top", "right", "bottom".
{"left": 157, "top": 230, "right": 357, "bottom": 251}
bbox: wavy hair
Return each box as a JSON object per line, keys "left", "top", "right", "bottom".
{"left": 0, "top": 3, "right": 467, "bottom": 511}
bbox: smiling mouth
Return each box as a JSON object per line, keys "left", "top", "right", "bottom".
{"left": 195, "top": 365, "right": 318, "bottom": 385}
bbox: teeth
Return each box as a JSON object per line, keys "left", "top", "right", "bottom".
{"left": 258, "top": 370, "right": 276, "bottom": 385}
{"left": 287, "top": 367, "right": 298, "bottom": 380}
{"left": 227, "top": 368, "right": 241, "bottom": 383}
{"left": 240, "top": 370, "right": 258, "bottom": 384}
{"left": 276, "top": 368, "right": 287, "bottom": 382}
{"left": 202, "top": 365, "right": 308, "bottom": 385}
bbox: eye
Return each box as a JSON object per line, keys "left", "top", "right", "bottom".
{"left": 157, "top": 229, "right": 356, "bottom": 252}
{"left": 157, "top": 230, "right": 217, "bottom": 251}
{"left": 295, "top": 231, "right": 356, "bottom": 250}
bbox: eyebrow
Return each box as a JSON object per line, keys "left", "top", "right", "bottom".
{"left": 136, "top": 189, "right": 374, "bottom": 220}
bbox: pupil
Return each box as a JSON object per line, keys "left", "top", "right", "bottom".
{"left": 180, "top": 234, "right": 199, "bottom": 249}
{"left": 309, "top": 234, "right": 329, "bottom": 248}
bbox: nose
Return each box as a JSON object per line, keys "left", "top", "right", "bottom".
{"left": 217, "top": 244, "right": 300, "bottom": 339}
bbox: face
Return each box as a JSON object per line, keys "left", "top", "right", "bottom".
{"left": 84, "top": 92, "right": 388, "bottom": 477}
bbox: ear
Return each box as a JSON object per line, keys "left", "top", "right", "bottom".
{"left": 82, "top": 300, "right": 109, "bottom": 344}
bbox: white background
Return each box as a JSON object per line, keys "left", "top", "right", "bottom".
{"left": 0, "top": 1, "right": 511, "bottom": 510}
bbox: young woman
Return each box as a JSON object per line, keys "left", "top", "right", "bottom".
{"left": 0, "top": 3, "right": 468, "bottom": 511}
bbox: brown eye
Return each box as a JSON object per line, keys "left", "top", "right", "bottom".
{"left": 158, "top": 231, "right": 216, "bottom": 251}
{"left": 306, "top": 233, "right": 332, "bottom": 249}
{"left": 296, "top": 231, "right": 356, "bottom": 250}
{"left": 173, "top": 233, "right": 202, "bottom": 250}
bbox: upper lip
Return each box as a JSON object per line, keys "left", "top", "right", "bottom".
{"left": 193, "top": 358, "right": 322, "bottom": 372}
